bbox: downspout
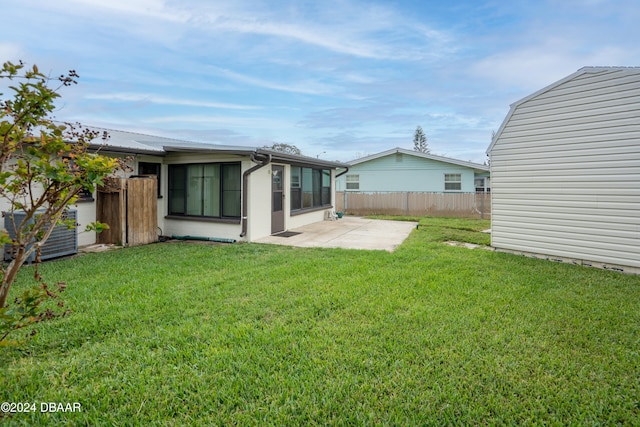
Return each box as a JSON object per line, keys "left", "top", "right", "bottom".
{"left": 335, "top": 166, "right": 349, "bottom": 213}
{"left": 240, "top": 152, "right": 271, "bottom": 238}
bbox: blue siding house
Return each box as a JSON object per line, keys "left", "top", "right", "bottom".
{"left": 336, "top": 148, "right": 489, "bottom": 193}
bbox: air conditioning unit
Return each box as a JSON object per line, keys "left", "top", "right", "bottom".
{"left": 3, "top": 210, "right": 78, "bottom": 263}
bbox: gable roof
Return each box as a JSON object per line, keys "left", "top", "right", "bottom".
{"left": 348, "top": 147, "right": 488, "bottom": 172}
{"left": 487, "top": 66, "right": 640, "bottom": 154}
{"left": 85, "top": 127, "right": 349, "bottom": 169}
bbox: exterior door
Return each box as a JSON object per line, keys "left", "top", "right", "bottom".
{"left": 271, "top": 165, "right": 285, "bottom": 234}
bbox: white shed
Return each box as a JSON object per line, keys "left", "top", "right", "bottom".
{"left": 487, "top": 67, "right": 640, "bottom": 273}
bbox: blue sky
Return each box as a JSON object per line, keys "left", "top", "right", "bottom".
{"left": 2, "top": 0, "right": 638, "bottom": 162}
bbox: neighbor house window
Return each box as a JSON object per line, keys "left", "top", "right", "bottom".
{"left": 345, "top": 174, "right": 360, "bottom": 190}
{"left": 139, "top": 162, "right": 162, "bottom": 197}
{"left": 475, "top": 177, "right": 487, "bottom": 193}
{"left": 168, "top": 162, "right": 241, "bottom": 218}
{"left": 290, "top": 166, "right": 331, "bottom": 211}
{"left": 444, "top": 173, "right": 462, "bottom": 191}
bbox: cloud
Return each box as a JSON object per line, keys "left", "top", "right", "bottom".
{"left": 58, "top": 0, "right": 190, "bottom": 23}
{"left": 0, "top": 42, "right": 23, "bottom": 62}
{"left": 178, "top": 0, "right": 454, "bottom": 61}
{"left": 208, "top": 67, "right": 339, "bottom": 96}
{"left": 5, "top": 0, "right": 639, "bottom": 166}
{"left": 85, "top": 92, "right": 261, "bottom": 110}
{"left": 470, "top": 42, "right": 633, "bottom": 94}
{"left": 143, "top": 114, "right": 294, "bottom": 130}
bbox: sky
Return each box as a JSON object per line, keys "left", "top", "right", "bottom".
{"left": 2, "top": 0, "right": 638, "bottom": 163}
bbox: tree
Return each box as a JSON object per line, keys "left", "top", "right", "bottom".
{"left": 0, "top": 61, "right": 119, "bottom": 344}
{"left": 413, "top": 126, "right": 429, "bottom": 153}
{"left": 263, "top": 143, "right": 301, "bottom": 156}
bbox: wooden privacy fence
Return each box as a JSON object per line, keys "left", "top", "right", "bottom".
{"left": 336, "top": 191, "right": 491, "bottom": 218}
{"left": 96, "top": 176, "right": 158, "bottom": 246}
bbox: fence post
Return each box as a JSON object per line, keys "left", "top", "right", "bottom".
{"left": 406, "top": 192, "right": 409, "bottom": 215}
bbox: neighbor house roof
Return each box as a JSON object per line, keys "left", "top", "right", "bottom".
{"left": 348, "top": 147, "right": 488, "bottom": 172}
{"left": 85, "top": 127, "right": 349, "bottom": 169}
{"left": 487, "top": 66, "right": 640, "bottom": 154}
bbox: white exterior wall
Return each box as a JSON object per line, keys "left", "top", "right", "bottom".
{"left": 0, "top": 153, "right": 133, "bottom": 248}
{"left": 75, "top": 202, "right": 98, "bottom": 246}
{"left": 160, "top": 152, "right": 245, "bottom": 242}
{"left": 245, "top": 162, "right": 274, "bottom": 241}
{"left": 161, "top": 158, "right": 338, "bottom": 242}
{"left": 490, "top": 68, "right": 640, "bottom": 270}
{"left": 249, "top": 164, "right": 336, "bottom": 237}
{"left": 1, "top": 150, "right": 340, "bottom": 247}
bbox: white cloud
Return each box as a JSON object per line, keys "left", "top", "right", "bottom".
{"left": 469, "top": 42, "right": 632, "bottom": 94}
{"left": 4, "top": 0, "right": 639, "bottom": 166}
{"left": 183, "top": 0, "right": 453, "bottom": 60}
{"left": 209, "top": 67, "right": 339, "bottom": 96}
{"left": 0, "top": 42, "right": 23, "bottom": 62}
{"left": 58, "top": 0, "right": 190, "bottom": 23}
{"left": 143, "top": 114, "right": 294, "bottom": 129}
{"left": 85, "top": 92, "right": 261, "bottom": 110}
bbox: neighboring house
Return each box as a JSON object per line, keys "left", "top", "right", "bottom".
{"left": 2, "top": 128, "right": 348, "bottom": 248}
{"left": 488, "top": 66, "right": 640, "bottom": 272}
{"left": 336, "top": 147, "right": 489, "bottom": 193}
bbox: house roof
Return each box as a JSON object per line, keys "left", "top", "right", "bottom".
{"left": 87, "top": 128, "right": 170, "bottom": 155}
{"left": 85, "top": 127, "right": 349, "bottom": 169}
{"left": 347, "top": 147, "right": 488, "bottom": 172}
{"left": 487, "top": 66, "right": 640, "bottom": 154}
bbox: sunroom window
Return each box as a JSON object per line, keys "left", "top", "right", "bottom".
{"left": 168, "top": 163, "right": 241, "bottom": 218}
{"left": 290, "top": 166, "right": 331, "bottom": 211}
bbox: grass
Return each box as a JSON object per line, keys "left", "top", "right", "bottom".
{"left": 1, "top": 216, "right": 639, "bottom": 425}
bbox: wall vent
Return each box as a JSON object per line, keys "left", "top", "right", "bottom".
{"left": 4, "top": 210, "right": 78, "bottom": 263}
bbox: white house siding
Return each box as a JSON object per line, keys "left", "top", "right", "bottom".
{"left": 245, "top": 162, "right": 275, "bottom": 241}
{"left": 0, "top": 154, "right": 132, "bottom": 248}
{"left": 163, "top": 158, "right": 339, "bottom": 242}
{"left": 161, "top": 152, "right": 247, "bottom": 242}
{"left": 489, "top": 67, "right": 640, "bottom": 271}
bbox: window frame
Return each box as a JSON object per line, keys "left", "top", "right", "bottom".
{"left": 345, "top": 174, "right": 360, "bottom": 191}
{"left": 290, "top": 166, "right": 332, "bottom": 212}
{"left": 444, "top": 173, "right": 462, "bottom": 191}
{"left": 475, "top": 177, "right": 489, "bottom": 193}
{"left": 138, "top": 162, "right": 162, "bottom": 198}
{"left": 76, "top": 187, "right": 95, "bottom": 202}
{"left": 167, "top": 162, "right": 241, "bottom": 220}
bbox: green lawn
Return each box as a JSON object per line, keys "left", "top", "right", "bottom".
{"left": 2, "top": 217, "right": 639, "bottom": 425}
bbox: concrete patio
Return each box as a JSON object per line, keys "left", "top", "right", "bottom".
{"left": 255, "top": 216, "right": 418, "bottom": 252}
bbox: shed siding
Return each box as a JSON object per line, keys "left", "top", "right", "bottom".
{"left": 491, "top": 68, "right": 640, "bottom": 269}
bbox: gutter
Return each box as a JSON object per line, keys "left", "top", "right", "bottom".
{"left": 255, "top": 148, "right": 350, "bottom": 169}
{"left": 335, "top": 166, "right": 349, "bottom": 178}
{"left": 240, "top": 152, "right": 272, "bottom": 238}
{"left": 87, "top": 144, "right": 167, "bottom": 156}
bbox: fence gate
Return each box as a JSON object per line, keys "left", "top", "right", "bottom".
{"left": 96, "top": 176, "right": 158, "bottom": 246}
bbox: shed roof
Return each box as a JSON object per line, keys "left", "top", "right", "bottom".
{"left": 348, "top": 147, "right": 488, "bottom": 172}
{"left": 487, "top": 66, "right": 640, "bottom": 154}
